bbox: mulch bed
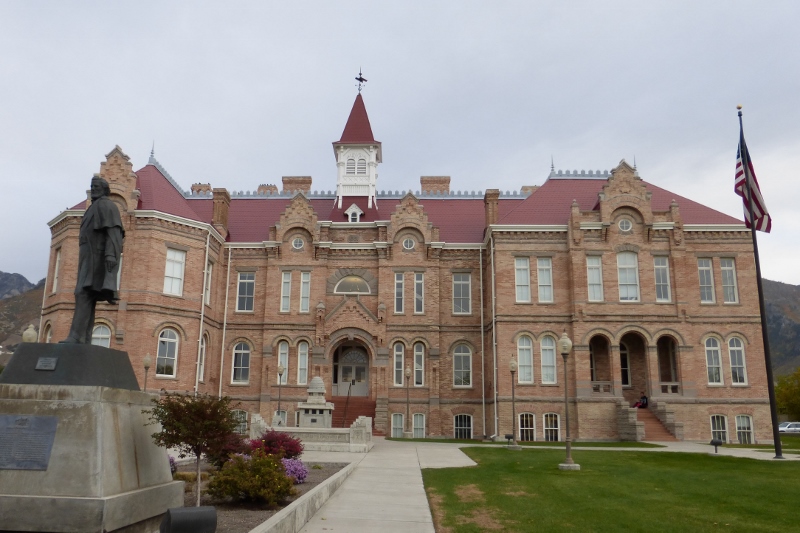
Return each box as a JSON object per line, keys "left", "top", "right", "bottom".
{"left": 177, "top": 460, "right": 347, "bottom": 533}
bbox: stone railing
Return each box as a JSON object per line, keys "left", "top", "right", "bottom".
{"left": 250, "top": 416, "right": 374, "bottom": 453}
{"left": 659, "top": 382, "right": 681, "bottom": 395}
{"left": 616, "top": 402, "right": 644, "bottom": 441}
{"left": 591, "top": 381, "right": 613, "bottom": 394}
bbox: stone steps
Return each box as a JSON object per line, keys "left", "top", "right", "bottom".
{"left": 637, "top": 408, "right": 678, "bottom": 441}
{"left": 330, "top": 396, "right": 376, "bottom": 430}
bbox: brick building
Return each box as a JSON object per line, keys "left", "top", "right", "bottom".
{"left": 40, "top": 93, "right": 771, "bottom": 443}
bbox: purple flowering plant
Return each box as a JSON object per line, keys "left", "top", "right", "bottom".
{"left": 281, "top": 457, "right": 308, "bottom": 484}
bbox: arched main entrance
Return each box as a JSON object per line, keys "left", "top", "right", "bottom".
{"left": 332, "top": 343, "right": 370, "bottom": 396}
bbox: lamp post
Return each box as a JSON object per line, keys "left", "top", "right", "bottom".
{"left": 143, "top": 353, "right": 152, "bottom": 392}
{"left": 558, "top": 331, "right": 580, "bottom": 470}
{"left": 404, "top": 366, "right": 413, "bottom": 438}
{"left": 508, "top": 357, "right": 521, "bottom": 450}
{"left": 276, "top": 364, "right": 286, "bottom": 427}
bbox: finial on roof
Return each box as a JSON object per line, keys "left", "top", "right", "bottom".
{"left": 148, "top": 141, "right": 156, "bottom": 165}
{"left": 633, "top": 155, "right": 637, "bottom": 170}
{"left": 355, "top": 68, "right": 367, "bottom": 93}
{"left": 551, "top": 155, "right": 555, "bottom": 172}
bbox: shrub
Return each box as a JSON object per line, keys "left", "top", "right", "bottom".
{"left": 206, "top": 450, "right": 295, "bottom": 505}
{"left": 250, "top": 430, "right": 304, "bottom": 459}
{"left": 169, "top": 455, "right": 177, "bottom": 475}
{"left": 281, "top": 458, "right": 308, "bottom": 484}
{"left": 205, "top": 431, "right": 250, "bottom": 469}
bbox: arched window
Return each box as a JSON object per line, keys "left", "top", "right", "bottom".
{"left": 519, "top": 413, "right": 536, "bottom": 441}
{"left": 44, "top": 325, "right": 52, "bottom": 343}
{"left": 91, "top": 324, "right": 111, "bottom": 348}
{"left": 232, "top": 342, "right": 250, "bottom": 383}
{"left": 346, "top": 158, "right": 356, "bottom": 174}
{"left": 541, "top": 336, "right": 557, "bottom": 384}
{"left": 544, "top": 413, "right": 560, "bottom": 442}
{"left": 454, "top": 414, "right": 472, "bottom": 439}
{"left": 393, "top": 343, "right": 404, "bottom": 386}
{"left": 198, "top": 334, "right": 208, "bottom": 382}
{"left": 517, "top": 336, "right": 533, "bottom": 383}
{"left": 728, "top": 338, "right": 747, "bottom": 384}
{"left": 297, "top": 341, "right": 309, "bottom": 385}
{"left": 705, "top": 338, "right": 723, "bottom": 384}
{"left": 156, "top": 328, "right": 179, "bottom": 377}
{"left": 334, "top": 275, "right": 370, "bottom": 294}
{"left": 414, "top": 342, "right": 425, "bottom": 386}
{"left": 356, "top": 158, "right": 367, "bottom": 174}
{"left": 413, "top": 413, "right": 426, "bottom": 438}
{"left": 232, "top": 409, "right": 248, "bottom": 435}
{"left": 711, "top": 415, "right": 727, "bottom": 442}
{"left": 735, "top": 415, "right": 753, "bottom": 444}
{"left": 278, "top": 341, "right": 289, "bottom": 385}
{"left": 453, "top": 345, "right": 472, "bottom": 387}
{"left": 391, "top": 413, "right": 404, "bottom": 438}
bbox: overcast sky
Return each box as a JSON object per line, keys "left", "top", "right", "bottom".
{"left": 1, "top": 1, "right": 798, "bottom": 285}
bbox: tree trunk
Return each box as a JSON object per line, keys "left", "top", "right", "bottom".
{"left": 195, "top": 454, "right": 202, "bottom": 507}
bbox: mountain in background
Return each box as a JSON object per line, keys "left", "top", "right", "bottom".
{"left": 0, "top": 272, "right": 799, "bottom": 374}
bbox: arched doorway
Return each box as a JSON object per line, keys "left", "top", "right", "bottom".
{"left": 656, "top": 336, "right": 680, "bottom": 395}
{"left": 589, "top": 335, "right": 612, "bottom": 394}
{"left": 332, "top": 343, "right": 370, "bottom": 396}
{"left": 619, "top": 332, "right": 648, "bottom": 405}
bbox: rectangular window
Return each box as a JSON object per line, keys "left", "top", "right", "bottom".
{"left": 537, "top": 257, "right": 553, "bottom": 302}
{"left": 163, "top": 248, "right": 186, "bottom": 296}
{"left": 515, "top": 257, "right": 531, "bottom": 302}
{"left": 280, "top": 271, "right": 292, "bottom": 312}
{"left": 204, "top": 261, "right": 213, "bottom": 305}
{"left": 299, "top": 272, "right": 311, "bottom": 313}
{"left": 541, "top": 337, "right": 556, "bottom": 384}
{"left": 735, "top": 415, "right": 753, "bottom": 444}
{"left": 297, "top": 342, "right": 309, "bottom": 385}
{"left": 620, "top": 349, "right": 631, "bottom": 387}
{"left": 453, "top": 273, "right": 471, "bottom": 314}
{"left": 414, "top": 343, "right": 424, "bottom": 386}
{"left": 391, "top": 413, "right": 404, "bottom": 438}
{"left": 654, "top": 256, "right": 671, "bottom": 302}
{"left": 274, "top": 410, "right": 287, "bottom": 426}
{"left": 721, "top": 258, "right": 739, "bottom": 303}
{"left": 52, "top": 248, "right": 61, "bottom": 293}
{"left": 711, "top": 415, "right": 728, "bottom": 443}
{"left": 617, "top": 252, "right": 640, "bottom": 301}
{"left": 394, "top": 344, "right": 404, "bottom": 386}
{"left": 414, "top": 273, "right": 424, "bottom": 314}
{"left": 586, "top": 256, "right": 603, "bottom": 302}
{"left": 237, "top": 272, "right": 255, "bottom": 312}
{"left": 698, "top": 258, "right": 715, "bottom": 303}
{"left": 413, "top": 413, "right": 425, "bottom": 438}
{"left": 394, "top": 273, "right": 404, "bottom": 313}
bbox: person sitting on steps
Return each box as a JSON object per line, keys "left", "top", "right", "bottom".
{"left": 633, "top": 392, "right": 648, "bottom": 408}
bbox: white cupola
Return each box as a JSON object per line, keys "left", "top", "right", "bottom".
{"left": 333, "top": 93, "right": 382, "bottom": 208}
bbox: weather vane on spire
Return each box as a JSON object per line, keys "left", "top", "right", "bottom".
{"left": 355, "top": 68, "right": 367, "bottom": 93}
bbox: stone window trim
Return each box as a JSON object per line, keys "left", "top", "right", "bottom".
{"left": 533, "top": 253, "right": 555, "bottom": 258}
{"left": 163, "top": 242, "right": 190, "bottom": 252}
{"left": 692, "top": 252, "right": 740, "bottom": 258}
{"left": 235, "top": 266, "right": 258, "bottom": 273}
{"left": 393, "top": 267, "right": 425, "bottom": 273}
{"left": 51, "top": 247, "right": 62, "bottom": 294}
{"left": 450, "top": 268, "right": 474, "bottom": 273}
{"left": 236, "top": 272, "right": 256, "bottom": 313}
{"left": 614, "top": 243, "right": 640, "bottom": 254}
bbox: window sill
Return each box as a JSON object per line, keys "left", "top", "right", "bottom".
{"left": 155, "top": 375, "right": 177, "bottom": 380}
{"left": 707, "top": 383, "right": 725, "bottom": 387}
{"left": 655, "top": 300, "right": 672, "bottom": 304}
{"left": 537, "top": 301, "right": 555, "bottom": 305}
{"left": 700, "top": 302, "right": 716, "bottom": 305}
{"left": 162, "top": 293, "right": 184, "bottom": 299}
{"left": 723, "top": 302, "right": 741, "bottom": 306}
{"left": 236, "top": 310, "right": 255, "bottom": 314}
{"left": 618, "top": 300, "right": 642, "bottom": 304}
{"left": 452, "top": 313, "right": 473, "bottom": 317}
{"left": 515, "top": 301, "right": 532, "bottom": 305}
{"left": 230, "top": 382, "right": 250, "bottom": 387}
{"left": 731, "top": 383, "right": 749, "bottom": 387}
{"left": 540, "top": 383, "right": 559, "bottom": 387}
{"left": 453, "top": 386, "right": 473, "bottom": 389}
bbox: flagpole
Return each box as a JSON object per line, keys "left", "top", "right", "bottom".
{"left": 737, "top": 105, "right": 783, "bottom": 459}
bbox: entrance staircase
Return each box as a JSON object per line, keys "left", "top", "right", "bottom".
{"left": 637, "top": 408, "right": 678, "bottom": 441}
{"left": 330, "top": 396, "right": 378, "bottom": 434}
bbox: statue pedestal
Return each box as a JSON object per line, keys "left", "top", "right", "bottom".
{"left": 0, "top": 345, "right": 183, "bottom": 532}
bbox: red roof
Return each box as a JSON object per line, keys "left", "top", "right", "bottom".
{"left": 498, "top": 178, "right": 741, "bottom": 226}
{"left": 334, "top": 94, "right": 377, "bottom": 144}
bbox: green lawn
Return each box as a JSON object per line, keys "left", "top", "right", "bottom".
{"left": 422, "top": 447, "right": 800, "bottom": 532}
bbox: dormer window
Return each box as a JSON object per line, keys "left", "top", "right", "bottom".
{"left": 356, "top": 158, "right": 367, "bottom": 174}
{"left": 344, "top": 203, "right": 364, "bottom": 223}
{"left": 346, "top": 158, "right": 356, "bottom": 174}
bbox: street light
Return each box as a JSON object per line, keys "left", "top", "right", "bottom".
{"left": 508, "top": 357, "right": 521, "bottom": 450}
{"left": 143, "top": 353, "right": 152, "bottom": 392}
{"left": 558, "top": 331, "right": 580, "bottom": 471}
{"left": 276, "top": 364, "right": 286, "bottom": 426}
{"left": 404, "top": 365, "right": 412, "bottom": 438}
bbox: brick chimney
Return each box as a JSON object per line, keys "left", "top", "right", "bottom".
{"left": 484, "top": 189, "right": 500, "bottom": 226}
{"left": 420, "top": 176, "right": 450, "bottom": 194}
{"left": 282, "top": 176, "right": 312, "bottom": 194}
{"left": 212, "top": 188, "right": 231, "bottom": 238}
{"left": 191, "top": 183, "right": 212, "bottom": 195}
{"left": 258, "top": 183, "right": 279, "bottom": 195}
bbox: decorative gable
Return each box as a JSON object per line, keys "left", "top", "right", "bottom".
{"left": 97, "top": 145, "right": 138, "bottom": 213}
{"left": 275, "top": 193, "right": 318, "bottom": 242}
{"left": 598, "top": 160, "right": 654, "bottom": 226}
{"left": 388, "top": 192, "right": 434, "bottom": 243}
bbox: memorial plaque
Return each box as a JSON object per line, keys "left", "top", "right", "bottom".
{"left": 35, "top": 357, "right": 58, "bottom": 371}
{"left": 0, "top": 415, "right": 59, "bottom": 470}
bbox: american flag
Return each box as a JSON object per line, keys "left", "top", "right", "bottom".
{"left": 734, "top": 132, "right": 771, "bottom": 233}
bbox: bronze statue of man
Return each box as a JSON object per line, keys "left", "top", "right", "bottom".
{"left": 62, "top": 176, "right": 124, "bottom": 344}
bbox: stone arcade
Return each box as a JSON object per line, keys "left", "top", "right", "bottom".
{"left": 39, "top": 91, "right": 771, "bottom": 446}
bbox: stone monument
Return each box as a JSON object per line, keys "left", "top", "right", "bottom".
{"left": 0, "top": 177, "right": 183, "bottom": 533}
{"left": 296, "top": 376, "right": 335, "bottom": 428}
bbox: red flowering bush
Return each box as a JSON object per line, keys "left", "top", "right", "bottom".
{"left": 250, "top": 430, "right": 304, "bottom": 459}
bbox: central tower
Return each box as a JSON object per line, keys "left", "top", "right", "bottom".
{"left": 333, "top": 93, "right": 382, "bottom": 208}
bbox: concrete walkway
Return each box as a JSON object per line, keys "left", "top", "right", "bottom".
{"left": 299, "top": 438, "right": 475, "bottom": 532}
{"left": 296, "top": 438, "right": 795, "bottom": 532}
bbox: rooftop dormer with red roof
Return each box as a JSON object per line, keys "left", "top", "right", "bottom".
{"left": 333, "top": 93, "right": 382, "bottom": 209}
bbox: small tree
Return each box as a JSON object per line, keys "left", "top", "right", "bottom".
{"left": 776, "top": 367, "right": 800, "bottom": 421}
{"left": 145, "top": 392, "right": 239, "bottom": 506}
